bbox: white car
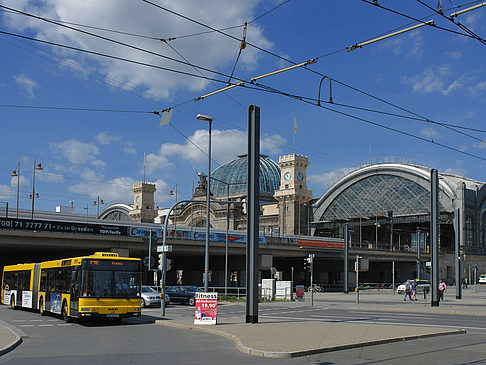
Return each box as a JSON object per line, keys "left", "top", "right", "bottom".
{"left": 479, "top": 274, "right": 486, "bottom": 284}
{"left": 141, "top": 285, "right": 169, "bottom": 307}
{"left": 396, "top": 280, "right": 430, "bottom": 294}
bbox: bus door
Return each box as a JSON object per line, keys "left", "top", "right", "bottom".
{"left": 32, "top": 264, "right": 40, "bottom": 310}
{"left": 70, "top": 267, "right": 80, "bottom": 313}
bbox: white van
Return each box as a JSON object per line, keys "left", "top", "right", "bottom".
{"left": 479, "top": 274, "right": 486, "bottom": 284}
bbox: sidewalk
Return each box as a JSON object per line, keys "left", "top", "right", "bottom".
{"left": 0, "top": 319, "right": 23, "bottom": 357}
{"left": 154, "top": 288, "right": 484, "bottom": 358}
{"left": 156, "top": 315, "right": 464, "bottom": 358}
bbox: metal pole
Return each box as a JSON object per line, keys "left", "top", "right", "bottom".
{"left": 204, "top": 120, "right": 212, "bottom": 292}
{"left": 246, "top": 105, "right": 260, "bottom": 324}
{"left": 225, "top": 184, "right": 229, "bottom": 297}
{"left": 389, "top": 211, "right": 393, "bottom": 252}
{"left": 416, "top": 229, "right": 421, "bottom": 280}
{"left": 392, "top": 261, "right": 395, "bottom": 295}
{"left": 356, "top": 254, "right": 359, "bottom": 304}
{"left": 15, "top": 162, "right": 20, "bottom": 219}
{"left": 430, "top": 169, "right": 439, "bottom": 307}
{"left": 473, "top": 263, "right": 478, "bottom": 293}
{"left": 344, "top": 224, "right": 349, "bottom": 293}
{"left": 31, "top": 158, "right": 37, "bottom": 220}
{"left": 148, "top": 230, "right": 152, "bottom": 272}
{"left": 455, "top": 208, "right": 462, "bottom": 299}
{"left": 310, "top": 254, "right": 314, "bottom": 306}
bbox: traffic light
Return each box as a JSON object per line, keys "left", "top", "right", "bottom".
{"left": 158, "top": 254, "right": 163, "bottom": 270}
{"left": 166, "top": 259, "right": 172, "bottom": 271}
{"left": 304, "top": 257, "right": 311, "bottom": 271}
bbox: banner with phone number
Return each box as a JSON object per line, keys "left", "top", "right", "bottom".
{"left": 194, "top": 292, "right": 218, "bottom": 325}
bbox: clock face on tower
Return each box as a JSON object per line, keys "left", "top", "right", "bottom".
{"left": 297, "top": 172, "right": 304, "bottom": 181}
{"left": 284, "top": 172, "right": 291, "bottom": 181}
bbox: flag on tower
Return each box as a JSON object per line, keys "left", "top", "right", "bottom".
{"left": 293, "top": 114, "right": 298, "bottom": 134}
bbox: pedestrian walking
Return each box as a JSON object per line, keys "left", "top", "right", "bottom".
{"left": 411, "top": 279, "right": 418, "bottom": 301}
{"left": 403, "top": 280, "right": 412, "bottom": 301}
{"left": 463, "top": 277, "right": 468, "bottom": 289}
{"left": 439, "top": 280, "right": 447, "bottom": 301}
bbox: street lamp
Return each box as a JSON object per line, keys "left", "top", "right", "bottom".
{"left": 93, "top": 196, "right": 104, "bottom": 218}
{"left": 11, "top": 163, "right": 20, "bottom": 219}
{"left": 196, "top": 113, "right": 213, "bottom": 292}
{"left": 169, "top": 184, "right": 178, "bottom": 231}
{"left": 29, "top": 158, "right": 42, "bottom": 220}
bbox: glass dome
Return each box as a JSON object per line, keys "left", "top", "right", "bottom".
{"left": 210, "top": 155, "right": 281, "bottom": 198}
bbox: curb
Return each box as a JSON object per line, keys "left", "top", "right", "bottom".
{"left": 155, "top": 320, "right": 466, "bottom": 358}
{"left": 0, "top": 328, "right": 22, "bottom": 357}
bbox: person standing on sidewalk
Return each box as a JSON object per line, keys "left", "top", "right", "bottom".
{"left": 403, "top": 280, "right": 412, "bottom": 301}
{"left": 439, "top": 280, "right": 447, "bottom": 301}
{"left": 411, "top": 279, "right": 418, "bottom": 301}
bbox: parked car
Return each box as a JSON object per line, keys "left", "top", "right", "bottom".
{"left": 396, "top": 280, "right": 430, "bottom": 294}
{"left": 141, "top": 285, "right": 169, "bottom": 308}
{"left": 479, "top": 274, "right": 486, "bottom": 284}
{"left": 165, "top": 286, "right": 204, "bottom": 306}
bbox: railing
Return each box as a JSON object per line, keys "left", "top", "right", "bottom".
{"left": 152, "top": 285, "right": 247, "bottom": 298}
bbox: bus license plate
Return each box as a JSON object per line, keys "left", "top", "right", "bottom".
{"left": 107, "top": 314, "right": 119, "bottom": 318}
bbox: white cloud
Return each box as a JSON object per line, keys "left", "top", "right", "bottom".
{"left": 69, "top": 175, "right": 136, "bottom": 202}
{"left": 380, "top": 31, "right": 424, "bottom": 58}
{"left": 473, "top": 139, "right": 486, "bottom": 149}
{"left": 420, "top": 127, "right": 440, "bottom": 139}
{"left": 95, "top": 131, "right": 121, "bottom": 145}
{"left": 91, "top": 160, "right": 108, "bottom": 168}
{"left": 0, "top": 185, "right": 14, "bottom": 199}
{"left": 444, "top": 50, "right": 462, "bottom": 60}
{"left": 401, "top": 65, "right": 463, "bottom": 95}
{"left": 262, "top": 134, "right": 287, "bottom": 155}
{"left": 158, "top": 128, "right": 286, "bottom": 168}
{"left": 37, "top": 169, "right": 64, "bottom": 183}
{"left": 49, "top": 139, "right": 100, "bottom": 165}
{"left": 144, "top": 153, "right": 173, "bottom": 175}
{"left": 309, "top": 167, "right": 349, "bottom": 188}
{"left": 3, "top": 0, "right": 272, "bottom": 100}
{"left": 443, "top": 167, "right": 468, "bottom": 176}
{"left": 123, "top": 140, "right": 136, "bottom": 154}
{"left": 14, "top": 74, "right": 37, "bottom": 98}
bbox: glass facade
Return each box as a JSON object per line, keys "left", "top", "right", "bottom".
{"left": 321, "top": 174, "right": 441, "bottom": 220}
{"left": 210, "top": 155, "right": 281, "bottom": 198}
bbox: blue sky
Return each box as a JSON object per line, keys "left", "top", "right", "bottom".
{"left": 1, "top": 0, "right": 486, "bottom": 215}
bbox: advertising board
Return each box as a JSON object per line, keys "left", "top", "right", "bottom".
{"left": 194, "top": 292, "right": 218, "bottom": 325}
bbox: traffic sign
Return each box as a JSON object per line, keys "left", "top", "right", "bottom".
{"left": 157, "top": 245, "right": 173, "bottom": 253}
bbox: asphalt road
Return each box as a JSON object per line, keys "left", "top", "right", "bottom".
{"left": 2, "top": 302, "right": 486, "bottom": 364}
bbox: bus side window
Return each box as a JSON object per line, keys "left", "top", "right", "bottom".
{"left": 40, "top": 270, "right": 47, "bottom": 292}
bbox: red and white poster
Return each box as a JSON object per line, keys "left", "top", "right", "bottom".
{"left": 194, "top": 292, "right": 218, "bottom": 325}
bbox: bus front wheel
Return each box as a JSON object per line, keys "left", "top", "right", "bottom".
{"left": 39, "top": 298, "right": 46, "bottom": 316}
{"left": 62, "top": 302, "right": 72, "bottom": 323}
{"left": 10, "top": 296, "right": 15, "bottom": 310}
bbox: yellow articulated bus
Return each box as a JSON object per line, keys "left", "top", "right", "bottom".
{"left": 1, "top": 252, "right": 142, "bottom": 322}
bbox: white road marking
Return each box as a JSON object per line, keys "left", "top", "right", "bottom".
{"left": 29, "top": 319, "right": 43, "bottom": 322}
{"left": 18, "top": 325, "right": 34, "bottom": 327}
{"left": 12, "top": 320, "right": 26, "bottom": 322}
{"left": 57, "top": 324, "right": 72, "bottom": 326}
{"left": 38, "top": 324, "right": 53, "bottom": 327}
{"left": 348, "top": 311, "right": 435, "bottom": 317}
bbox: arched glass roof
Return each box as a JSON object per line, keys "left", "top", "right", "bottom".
{"left": 321, "top": 174, "right": 441, "bottom": 220}
{"left": 211, "top": 155, "right": 281, "bottom": 198}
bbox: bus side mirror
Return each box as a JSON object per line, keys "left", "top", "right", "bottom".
{"left": 71, "top": 271, "right": 77, "bottom": 282}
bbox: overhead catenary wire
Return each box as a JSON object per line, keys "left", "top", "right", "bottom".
{"left": 2, "top": 2, "right": 482, "bottom": 164}
{"left": 415, "top": 0, "right": 486, "bottom": 46}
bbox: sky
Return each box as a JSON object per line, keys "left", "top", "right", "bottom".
{"left": 0, "top": 0, "right": 486, "bottom": 216}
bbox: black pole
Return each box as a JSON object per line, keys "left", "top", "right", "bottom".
{"left": 430, "top": 169, "right": 439, "bottom": 307}
{"left": 455, "top": 208, "right": 462, "bottom": 299}
{"left": 246, "top": 105, "right": 260, "bottom": 324}
{"left": 344, "top": 223, "right": 349, "bottom": 293}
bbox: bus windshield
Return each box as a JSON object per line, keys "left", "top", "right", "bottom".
{"left": 81, "top": 259, "right": 141, "bottom": 299}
